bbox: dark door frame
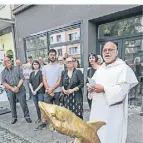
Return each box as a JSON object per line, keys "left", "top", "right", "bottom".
{"left": 98, "top": 34, "right": 143, "bottom": 59}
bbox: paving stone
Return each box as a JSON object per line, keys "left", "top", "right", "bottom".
{"left": 0, "top": 126, "right": 29, "bottom": 143}
{"left": 0, "top": 100, "right": 143, "bottom": 143}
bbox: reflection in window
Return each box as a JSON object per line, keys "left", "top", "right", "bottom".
{"left": 0, "top": 5, "right": 6, "bottom": 10}
{"left": 26, "top": 35, "right": 47, "bottom": 50}
{"left": 48, "top": 27, "right": 82, "bottom": 67}
{"left": 69, "top": 47, "right": 80, "bottom": 55}
{"left": 50, "top": 36, "right": 53, "bottom": 44}
{"left": 68, "top": 32, "right": 79, "bottom": 41}
{"left": 56, "top": 35, "right": 61, "bottom": 42}
{"left": 26, "top": 49, "right": 48, "bottom": 61}
{"left": 57, "top": 49, "right": 62, "bottom": 56}
{"left": 125, "top": 39, "right": 143, "bottom": 107}
{"left": 124, "top": 39, "right": 142, "bottom": 66}
{"left": 99, "top": 16, "right": 143, "bottom": 38}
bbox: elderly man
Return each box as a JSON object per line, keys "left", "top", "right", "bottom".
{"left": 15, "top": 59, "right": 21, "bottom": 67}
{"left": 1, "top": 56, "right": 32, "bottom": 124}
{"left": 88, "top": 42, "right": 138, "bottom": 143}
{"left": 58, "top": 56, "right": 65, "bottom": 71}
{"left": 39, "top": 57, "right": 47, "bottom": 67}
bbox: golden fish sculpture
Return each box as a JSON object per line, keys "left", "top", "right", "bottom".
{"left": 38, "top": 101, "right": 106, "bottom": 143}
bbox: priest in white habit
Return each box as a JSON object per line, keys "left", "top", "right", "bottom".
{"left": 88, "top": 41, "right": 138, "bottom": 143}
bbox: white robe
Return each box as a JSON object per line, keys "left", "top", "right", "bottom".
{"left": 89, "top": 58, "right": 138, "bottom": 143}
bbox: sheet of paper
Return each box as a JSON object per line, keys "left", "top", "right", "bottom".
{"left": 87, "top": 77, "right": 96, "bottom": 86}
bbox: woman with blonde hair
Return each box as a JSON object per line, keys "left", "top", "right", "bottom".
{"left": 97, "top": 55, "right": 103, "bottom": 65}
{"left": 60, "top": 57, "right": 84, "bottom": 119}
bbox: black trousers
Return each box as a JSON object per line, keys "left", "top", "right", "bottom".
{"left": 87, "top": 92, "right": 92, "bottom": 109}
{"left": 6, "top": 86, "right": 30, "bottom": 119}
{"left": 44, "top": 92, "right": 60, "bottom": 105}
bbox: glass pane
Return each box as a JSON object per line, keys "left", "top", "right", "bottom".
{"left": 26, "top": 49, "right": 48, "bottom": 62}
{"left": 51, "top": 43, "right": 82, "bottom": 67}
{"left": 0, "top": 5, "right": 6, "bottom": 10}
{"left": 124, "top": 39, "right": 143, "bottom": 107}
{"left": 26, "top": 35, "right": 47, "bottom": 50}
{"left": 49, "top": 28, "right": 80, "bottom": 45}
{"left": 99, "top": 16, "right": 143, "bottom": 39}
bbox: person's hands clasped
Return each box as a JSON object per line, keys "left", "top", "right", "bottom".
{"left": 94, "top": 84, "right": 104, "bottom": 93}
{"left": 88, "top": 84, "right": 104, "bottom": 93}
{"left": 67, "top": 89, "right": 75, "bottom": 94}
{"left": 32, "top": 91, "right": 37, "bottom": 96}
{"left": 46, "top": 88, "right": 54, "bottom": 95}
{"left": 88, "top": 86, "right": 95, "bottom": 93}
{"left": 63, "top": 89, "right": 69, "bottom": 95}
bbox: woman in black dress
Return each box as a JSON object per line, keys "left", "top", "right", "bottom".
{"left": 86, "top": 53, "right": 100, "bottom": 109}
{"left": 60, "top": 57, "right": 84, "bottom": 119}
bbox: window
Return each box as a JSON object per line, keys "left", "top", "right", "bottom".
{"left": 48, "top": 26, "right": 82, "bottom": 67}
{"left": 57, "top": 49, "right": 62, "bottom": 56}
{"left": 56, "top": 35, "right": 61, "bottom": 42}
{"left": 25, "top": 34, "right": 48, "bottom": 61}
{"left": 69, "top": 47, "right": 79, "bottom": 55}
{"left": 25, "top": 35, "right": 47, "bottom": 50}
{"left": 124, "top": 39, "right": 143, "bottom": 65}
{"left": 68, "top": 32, "right": 79, "bottom": 41}
{"left": 26, "top": 49, "right": 48, "bottom": 61}
{"left": 50, "top": 36, "right": 53, "bottom": 44}
{"left": 98, "top": 16, "right": 143, "bottom": 39}
{"left": 0, "top": 5, "right": 6, "bottom": 10}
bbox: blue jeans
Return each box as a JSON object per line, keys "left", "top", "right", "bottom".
{"left": 32, "top": 93, "right": 44, "bottom": 120}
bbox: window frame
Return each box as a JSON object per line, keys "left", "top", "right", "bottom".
{"left": 0, "top": 5, "right": 6, "bottom": 10}
{"left": 56, "top": 35, "right": 61, "bottom": 43}
{"left": 57, "top": 49, "right": 63, "bottom": 56}
{"left": 23, "top": 21, "right": 83, "bottom": 66}
{"left": 69, "top": 46, "right": 79, "bottom": 55}
{"left": 98, "top": 15, "right": 143, "bottom": 40}
{"left": 68, "top": 32, "right": 79, "bottom": 41}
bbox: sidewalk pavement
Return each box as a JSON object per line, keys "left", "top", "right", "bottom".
{"left": 0, "top": 100, "right": 142, "bottom": 143}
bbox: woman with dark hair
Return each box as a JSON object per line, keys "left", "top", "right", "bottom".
{"left": 29, "top": 60, "right": 45, "bottom": 123}
{"left": 73, "top": 58, "right": 80, "bottom": 68}
{"left": 86, "top": 53, "right": 100, "bottom": 108}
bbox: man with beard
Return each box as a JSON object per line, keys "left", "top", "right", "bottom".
{"left": 88, "top": 42, "right": 138, "bottom": 143}
{"left": 35, "top": 49, "right": 62, "bottom": 130}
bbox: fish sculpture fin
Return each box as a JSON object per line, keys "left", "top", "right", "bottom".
{"left": 87, "top": 121, "right": 106, "bottom": 131}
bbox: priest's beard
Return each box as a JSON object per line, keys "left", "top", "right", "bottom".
{"left": 105, "top": 56, "right": 118, "bottom": 65}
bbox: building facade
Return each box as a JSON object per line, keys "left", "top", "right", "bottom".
{"left": 13, "top": 5, "right": 143, "bottom": 103}
{"left": 0, "top": 5, "right": 16, "bottom": 63}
